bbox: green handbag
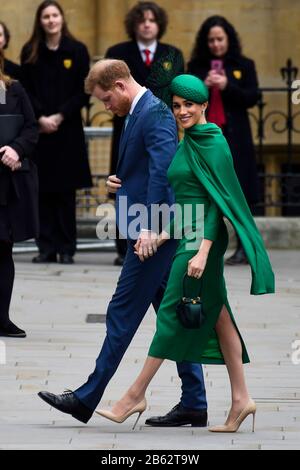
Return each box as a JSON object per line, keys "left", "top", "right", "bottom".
{"left": 176, "top": 273, "right": 205, "bottom": 329}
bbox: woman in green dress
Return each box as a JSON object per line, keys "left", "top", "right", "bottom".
{"left": 97, "top": 75, "right": 275, "bottom": 433}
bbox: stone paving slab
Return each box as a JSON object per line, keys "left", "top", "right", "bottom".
{"left": 0, "top": 250, "right": 300, "bottom": 450}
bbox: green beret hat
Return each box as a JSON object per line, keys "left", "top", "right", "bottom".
{"left": 170, "top": 74, "right": 209, "bottom": 104}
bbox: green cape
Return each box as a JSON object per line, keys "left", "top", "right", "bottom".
{"left": 183, "top": 122, "right": 275, "bottom": 295}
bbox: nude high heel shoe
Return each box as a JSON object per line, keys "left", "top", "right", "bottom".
{"left": 209, "top": 399, "right": 257, "bottom": 433}
{"left": 96, "top": 398, "right": 147, "bottom": 430}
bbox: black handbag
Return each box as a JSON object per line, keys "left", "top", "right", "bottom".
{"left": 176, "top": 273, "right": 205, "bottom": 329}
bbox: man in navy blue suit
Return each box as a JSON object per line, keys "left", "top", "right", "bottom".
{"left": 38, "top": 59, "right": 208, "bottom": 427}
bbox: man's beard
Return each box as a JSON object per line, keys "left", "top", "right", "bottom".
{"left": 116, "top": 96, "right": 131, "bottom": 117}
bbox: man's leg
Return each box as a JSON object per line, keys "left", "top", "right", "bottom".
{"left": 176, "top": 362, "right": 207, "bottom": 410}
{"left": 74, "top": 239, "right": 177, "bottom": 413}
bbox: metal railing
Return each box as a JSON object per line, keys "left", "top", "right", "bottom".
{"left": 249, "top": 59, "right": 300, "bottom": 214}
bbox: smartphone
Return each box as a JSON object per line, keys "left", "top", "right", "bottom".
{"left": 211, "top": 60, "right": 223, "bottom": 74}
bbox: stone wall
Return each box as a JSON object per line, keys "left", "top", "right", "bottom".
{"left": 2, "top": 0, "right": 299, "bottom": 86}
{"left": 2, "top": 1, "right": 300, "bottom": 145}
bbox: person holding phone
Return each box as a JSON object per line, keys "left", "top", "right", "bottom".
{"left": 188, "top": 16, "right": 260, "bottom": 265}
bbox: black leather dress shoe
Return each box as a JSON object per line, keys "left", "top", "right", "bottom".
{"left": 225, "top": 246, "right": 249, "bottom": 266}
{"left": 38, "top": 390, "right": 93, "bottom": 423}
{"left": 59, "top": 254, "right": 74, "bottom": 265}
{"left": 32, "top": 254, "right": 57, "bottom": 264}
{"left": 145, "top": 403, "right": 208, "bottom": 427}
{"left": 0, "top": 321, "right": 26, "bottom": 338}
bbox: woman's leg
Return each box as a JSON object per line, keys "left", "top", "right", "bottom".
{"left": 215, "top": 305, "right": 250, "bottom": 423}
{"left": 0, "top": 241, "right": 14, "bottom": 327}
{"left": 111, "top": 357, "right": 164, "bottom": 415}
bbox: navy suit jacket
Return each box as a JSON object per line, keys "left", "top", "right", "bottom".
{"left": 116, "top": 90, "right": 177, "bottom": 239}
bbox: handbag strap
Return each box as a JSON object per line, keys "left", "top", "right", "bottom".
{"left": 182, "top": 272, "right": 202, "bottom": 299}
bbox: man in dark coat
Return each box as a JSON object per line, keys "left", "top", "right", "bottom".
{"left": 105, "top": 1, "right": 184, "bottom": 266}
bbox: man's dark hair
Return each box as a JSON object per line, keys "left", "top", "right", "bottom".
{"left": 125, "top": 1, "right": 168, "bottom": 41}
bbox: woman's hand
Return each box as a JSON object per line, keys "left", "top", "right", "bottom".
{"left": 38, "top": 116, "right": 58, "bottom": 134}
{"left": 134, "top": 230, "right": 158, "bottom": 262}
{"left": 0, "top": 146, "right": 21, "bottom": 171}
{"left": 206, "top": 70, "right": 228, "bottom": 90}
{"left": 49, "top": 113, "right": 64, "bottom": 127}
{"left": 187, "top": 249, "right": 209, "bottom": 279}
{"left": 134, "top": 230, "right": 169, "bottom": 262}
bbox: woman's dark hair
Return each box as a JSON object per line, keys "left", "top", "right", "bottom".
{"left": 125, "top": 1, "right": 168, "bottom": 41}
{"left": 190, "top": 15, "right": 242, "bottom": 65}
{"left": 0, "top": 21, "right": 10, "bottom": 50}
{"left": 22, "top": 0, "right": 76, "bottom": 64}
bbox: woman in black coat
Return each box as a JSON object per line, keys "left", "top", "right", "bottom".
{"left": 188, "top": 16, "right": 260, "bottom": 265}
{"left": 0, "top": 21, "right": 21, "bottom": 80}
{"left": 21, "top": 1, "right": 92, "bottom": 264}
{"left": 0, "top": 51, "right": 39, "bottom": 338}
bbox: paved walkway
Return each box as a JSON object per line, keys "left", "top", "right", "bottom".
{"left": 0, "top": 249, "right": 299, "bottom": 450}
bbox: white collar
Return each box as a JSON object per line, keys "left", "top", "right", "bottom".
{"left": 137, "top": 40, "right": 157, "bottom": 55}
{"left": 129, "top": 87, "right": 148, "bottom": 115}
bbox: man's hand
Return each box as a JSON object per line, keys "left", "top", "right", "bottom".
{"left": 134, "top": 230, "right": 158, "bottom": 262}
{"left": 0, "top": 146, "right": 21, "bottom": 171}
{"left": 106, "top": 174, "right": 122, "bottom": 193}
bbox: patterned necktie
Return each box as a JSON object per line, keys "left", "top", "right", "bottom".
{"left": 144, "top": 49, "right": 152, "bottom": 67}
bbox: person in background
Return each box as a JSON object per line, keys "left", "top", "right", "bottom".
{"left": 106, "top": 1, "right": 184, "bottom": 266}
{"left": 0, "top": 21, "right": 21, "bottom": 80}
{"left": 0, "top": 50, "right": 39, "bottom": 338}
{"left": 188, "top": 16, "right": 260, "bottom": 265}
{"left": 21, "top": 0, "right": 92, "bottom": 265}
